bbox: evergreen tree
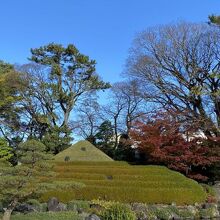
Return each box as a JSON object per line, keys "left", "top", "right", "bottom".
{"left": 95, "top": 121, "right": 115, "bottom": 157}
{"left": 0, "top": 139, "right": 82, "bottom": 220}
{"left": 0, "top": 137, "right": 13, "bottom": 160}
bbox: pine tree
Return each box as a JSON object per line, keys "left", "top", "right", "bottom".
{"left": 0, "top": 139, "right": 83, "bottom": 220}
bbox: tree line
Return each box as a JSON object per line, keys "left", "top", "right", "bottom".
{"left": 0, "top": 16, "right": 220, "bottom": 181}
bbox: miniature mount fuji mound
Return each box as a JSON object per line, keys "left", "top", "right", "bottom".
{"left": 54, "top": 140, "right": 113, "bottom": 162}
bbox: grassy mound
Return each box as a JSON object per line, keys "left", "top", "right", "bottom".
{"left": 54, "top": 140, "right": 113, "bottom": 162}
{"left": 41, "top": 162, "right": 207, "bottom": 205}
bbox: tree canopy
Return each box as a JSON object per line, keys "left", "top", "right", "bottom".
{"left": 126, "top": 22, "right": 220, "bottom": 138}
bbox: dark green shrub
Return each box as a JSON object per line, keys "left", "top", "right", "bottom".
{"left": 178, "top": 209, "right": 195, "bottom": 218}
{"left": 199, "top": 206, "right": 218, "bottom": 219}
{"left": 0, "top": 201, "right": 3, "bottom": 213}
{"left": 67, "top": 200, "right": 90, "bottom": 211}
{"left": 101, "top": 203, "right": 136, "bottom": 220}
{"left": 64, "top": 156, "right": 70, "bottom": 162}
{"left": 200, "top": 183, "right": 216, "bottom": 196}
{"left": 26, "top": 199, "right": 41, "bottom": 211}
{"left": 40, "top": 203, "right": 48, "bottom": 212}
{"left": 26, "top": 199, "right": 41, "bottom": 206}
{"left": 153, "top": 208, "right": 172, "bottom": 220}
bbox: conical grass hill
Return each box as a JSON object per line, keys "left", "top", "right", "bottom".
{"left": 54, "top": 140, "right": 113, "bottom": 162}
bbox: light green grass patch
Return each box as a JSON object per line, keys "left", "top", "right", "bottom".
{"left": 0, "top": 212, "right": 83, "bottom": 220}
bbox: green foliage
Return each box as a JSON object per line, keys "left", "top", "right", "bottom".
{"left": 17, "top": 139, "right": 51, "bottom": 164}
{"left": 0, "top": 201, "right": 3, "bottom": 212}
{"left": 0, "top": 139, "right": 85, "bottom": 219}
{"left": 0, "top": 60, "right": 14, "bottom": 74}
{"left": 94, "top": 121, "right": 115, "bottom": 157}
{"left": 200, "top": 184, "right": 216, "bottom": 197}
{"left": 0, "top": 137, "right": 13, "bottom": 160}
{"left": 95, "top": 121, "right": 114, "bottom": 144}
{"left": 26, "top": 199, "right": 41, "bottom": 207}
{"left": 0, "top": 61, "right": 24, "bottom": 146}
{"left": 178, "top": 209, "right": 194, "bottom": 218}
{"left": 26, "top": 199, "right": 41, "bottom": 211}
{"left": 114, "top": 134, "right": 135, "bottom": 162}
{"left": 199, "top": 207, "right": 216, "bottom": 218}
{"left": 0, "top": 140, "right": 53, "bottom": 203}
{"left": 64, "top": 156, "right": 70, "bottom": 162}
{"left": 40, "top": 203, "right": 48, "bottom": 212}
{"left": 67, "top": 200, "right": 90, "bottom": 211}
{"left": 153, "top": 207, "right": 173, "bottom": 220}
{"left": 209, "top": 14, "right": 220, "bottom": 25}
{"left": 42, "top": 126, "right": 72, "bottom": 154}
{"left": 29, "top": 43, "right": 110, "bottom": 132}
{"left": 6, "top": 211, "right": 83, "bottom": 220}
{"left": 41, "top": 162, "right": 207, "bottom": 205}
{"left": 101, "top": 202, "right": 136, "bottom": 220}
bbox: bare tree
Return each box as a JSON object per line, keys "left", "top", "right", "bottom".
{"left": 111, "top": 80, "right": 145, "bottom": 135}
{"left": 101, "top": 80, "right": 147, "bottom": 148}
{"left": 126, "top": 22, "right": 220, "bottom": 137}
{"left": 71, "top": 96, "right": 101, "bottom": 141}
{"left": 101, "top": 91, "right": 126, "bottom": 149}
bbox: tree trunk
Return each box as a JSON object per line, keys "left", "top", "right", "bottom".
{"left": 2, "top": 209, "right": 13, "bottom": 220}
{"left": 2, "top": 199, "right": 18, "bottom": 220}
{"left": 113, "top": 116, "right": 118, "bottom": 149}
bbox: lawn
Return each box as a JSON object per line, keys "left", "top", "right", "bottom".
{"left": 41, "top": 161, "right": 207, "bottom": 205}
{"left": 0, "top": 212, "right": 83, "bottom": 220}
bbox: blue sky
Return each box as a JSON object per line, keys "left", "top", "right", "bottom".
{"left": 0, "top": 0, "right": 220, "bottom": 83}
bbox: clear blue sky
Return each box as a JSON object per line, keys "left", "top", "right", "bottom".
{"left": 0, "top": 0, "right": 219, "bottom": 83}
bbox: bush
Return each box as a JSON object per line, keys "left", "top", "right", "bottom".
{"left": 26, "top": 199, "right": 41, "bottom": 211}
{"left": 64, "top": 156, "right": 70, "bottom": 162}
{"left": 200, "top": 183, "right": 216, "bottom": 197}
{"left": 67, "top": 200, "right": 90, "bottom": 211}
{"left": 26, "top": 199, "right": 41, "bottom": 206}
{"left": 40, "top": 203, "right": 48, "bottom": 212}
{"left": 101, "top": 203, "right": 136, "bottom": 220}
{"left": 0, "top": 201, "right": 3, "bottom": 213}
{"left": 153, "top": 208, "right": 173, "bottom": 220}
{"left": 199, "top": 205, "right": 218, "bottom": 219}
{"left": 178, "top": 209, "right": 194, "bottom": 218}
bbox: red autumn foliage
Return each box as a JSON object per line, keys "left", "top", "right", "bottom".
{"left": 130, "top": 112, "right": 219, "bottom": 181}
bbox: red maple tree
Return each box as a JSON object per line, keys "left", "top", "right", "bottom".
{"left": 130, "top": 111, "right": 219, "bottom": 181}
